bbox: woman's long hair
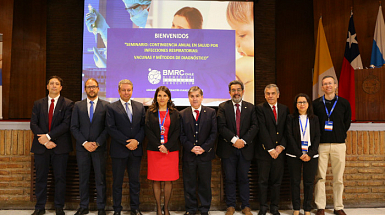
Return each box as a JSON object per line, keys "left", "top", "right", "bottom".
{"left": 148, "top": 86, "right": 177, "bottom": 113}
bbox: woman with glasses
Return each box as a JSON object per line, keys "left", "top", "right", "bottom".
{"left": 286, "top": 93, "right": 320, "bottom": 215}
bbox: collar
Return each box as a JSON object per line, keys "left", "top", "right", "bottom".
{"left": 191, "top": 105, "right": 202, "bottom": 113}
{"left": 87, "top": 96, "right": 99, "bottom": 104}
{"left": 120, "top": 98, "right": 131, "bottom": 106}
{"left": 232, "top": 100, "right": 242, "bottom": 107}
{"left": 268, "top": 102, "right": 277, "bottom": 109}
{"left": 48, "top": 94, "right": 60, "bottom": 101}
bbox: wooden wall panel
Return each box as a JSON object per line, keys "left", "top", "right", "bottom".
{"left": 8, "top": 0, "right": 47, "bottom": 118}
{"left": 276, "top": 0, "right": 315, "bottom": 111}
{"left": 0, "top": 0, "right": 14, "bottom": 119}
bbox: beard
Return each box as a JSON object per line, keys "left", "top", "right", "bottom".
{"left": 231, "top": 95, "right": 242, "bottom": 103}
{"left": 87, "top": 92, "right": 97, "bottom": 99}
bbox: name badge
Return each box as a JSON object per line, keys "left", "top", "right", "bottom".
{"left": 160, "top": 136, "right": 165, "bottom": 144}
{"left": 301, "top": 141, "right": 308, "bottom": 153}
{"left": 325, "top": 121, "right": 333, "bottom": 131}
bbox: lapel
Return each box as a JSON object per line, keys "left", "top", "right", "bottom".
{"left": 82, "top": 99, "right": 92, "bottom": 125}
{"left": 277, "top": 103, "right": 286, "bottom": 126}
{"left": 240, "top": 101, "right": 249, "bottom": 130}
{"left": 185, "top": 107, "right": 195, "bottom": 132}
{"left": 263, "top": 102, "right": 276, "bottom": 126}
{"left": 227, "top": 100, "right": 237, "bottom": 132}
{"left": 51, "top": 96, "right": 63, "bottom": 126}
{"left": 198, "top": 106, "right": 208, "bottom": 133}
{"left": 293, "top": 116, "right": 301, "bottom": 147}
{"left": 42, "top": 97, "right": 49, "bottom": 122}
{"left": 116, "top": 100, "right": 130, "bottom": 123}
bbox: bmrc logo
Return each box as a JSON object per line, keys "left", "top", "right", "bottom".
{"left": 148, "top": 68, "right": 161, "bottom": 84}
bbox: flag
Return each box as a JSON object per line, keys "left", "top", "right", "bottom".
{"left": 313, "top": 18, "right": 337, "bottom": 100}
{"left": 370, "top": 5, "right": 385, "bottom": 68}
{"left": 339, "top": 11, "right": 362, "bottom": 122}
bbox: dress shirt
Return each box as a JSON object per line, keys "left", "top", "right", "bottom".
{"left": 87, "top": 97, "right": 98, "bottom": 118}
{"left": 191, "top": 105, "right": 202, "bottom": 120}
{"left": 46, "top": 95, "right": 60, "bottom": 140}
{"left": 268, "top": 102, "right": 278, "bottom": 122}
{"left": 120, "top": 98, "right": 133, "bottom": 115}
{"left": 230, "top": 100, "right": 246, "bottom": 145}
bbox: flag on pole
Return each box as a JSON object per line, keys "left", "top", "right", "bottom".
{"left": 340, "top": 11, "right": 362, "bottom": 122}
{"left": 313, "top": 17, "right": 337, "bottom": 100}
{"left": 370, "top": 5, "right": 385, "bottom": 68}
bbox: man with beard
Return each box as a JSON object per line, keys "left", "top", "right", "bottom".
{"left": 255, "top": 84, "right": 289, "bottom": 215}
{"left": 217, "top": 80, "right": 258, "bottom": 215}
{"left": 71, "top": 78, "right": 109, "bottom": 215}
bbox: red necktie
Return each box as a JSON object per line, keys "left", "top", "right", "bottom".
{"left": 194, "top": 110, "right": 199, "bottom": 121}
{"left": 235, "top": 104, "right": 240, "bottom": 137}
{"left": 48, "top": 99, "right": 54, "bottom": 131}
{"left": 273, "top": 105, "right": 277, "bottom": 122}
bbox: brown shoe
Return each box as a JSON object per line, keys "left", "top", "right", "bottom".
{"left": 316, "top": 209, "right": 325, "bottom": 215}
{"left": 242, "top": 207, "right": 252, "bottom": 215}
{"left": 334, "top": 209, "right": 347, "bottom": 215}
{"left": 226, "top": 207, "right": 235, "bottom": 215}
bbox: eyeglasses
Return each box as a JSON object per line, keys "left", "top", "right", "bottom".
{"left": 85, "top": 86, "right": 98, "bottom": 90}
{"left": 297, "top": 101, "right": 308, "bottom": 105}
{"left": 322, "top": 82, "right": 334, "bottom": 86}
{"left": 231, "top": 89, "right": 243, "bottom": 93}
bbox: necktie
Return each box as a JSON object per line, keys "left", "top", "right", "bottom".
{"left": 194, "top": 110, "right": 200, "bottom": 121}
{"left": 235, "top": 104, "right": 241, "bottom": 137}
{"left": 89, "top": 101, "right": 94, "bottom": 123}
{"left": 48, "top": 99, "right": 54, "bottom": 131}
{"left": 125, "top": 102, "right": 132, "bottom": 122}
{"left": 273, "top": 105, "right": 277, "bottom": 122}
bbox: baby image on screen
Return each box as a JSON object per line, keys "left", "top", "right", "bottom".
{"left": 226, "top": 1, "right": 254, "bottom": 103}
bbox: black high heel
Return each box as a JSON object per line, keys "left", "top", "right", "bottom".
{"left": 162, "top": 206, "right": 170, "bottom": 215}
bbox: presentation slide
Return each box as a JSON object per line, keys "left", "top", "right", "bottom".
{"left": 82, "top": 0, "right": 254, "bottom": 106}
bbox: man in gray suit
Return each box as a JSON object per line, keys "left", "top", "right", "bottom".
{"left": 71, "top": 78, "right": 109, "bottom": 215}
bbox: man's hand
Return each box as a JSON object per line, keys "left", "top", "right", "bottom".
{"left": 84, "top": 141, "right": 97, "bottom": 152}
{"left": 37, "top": 134, "right": 49, "bottom": 145}
{"left": 191, "top": 146, "right": 205, "bottom": 155}
{"left": 126, "top": 139, "right": 139, "bottom": 151}
{"left": 269, "top": 149, "right": 278, "bottom": 159}
{"left": 275, "top": 145, "right": 284, "bottom": 155}
{"left": 45, "top": 141, "right": 57, "bottom": 149}
{"left": 233, "top": 139, "right": 245, "bottom": 149}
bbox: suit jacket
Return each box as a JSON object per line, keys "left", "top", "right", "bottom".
{"left": 145, "top": 109, "right": 180, "bottom": 152}
{"left": 70, "top": 98, "right": 109, "bottom": 152}
{"left": 30, "top": 96, "right": 74, "bottom": 154}
{"left": 180, "top": 106, "right": 217, "bottom": 162}
{"left": 106, "top": 100, "right": 145, "bottom": 158}
{"left": 255, "top": 102, "right": 289, "bottom": 160}
{"left": 216, "top": 100, "right": 258, "bottom": 161}
{"left": 286, "top": 114, "right": 320, "bottom": 158}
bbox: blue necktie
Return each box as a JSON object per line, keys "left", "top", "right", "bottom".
{"left": 90, "top": 101, "right": 94, "bottom": 123}
{"left": 125, "top": 102, "right": 132, "bottom": 122}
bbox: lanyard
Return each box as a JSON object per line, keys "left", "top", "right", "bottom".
{"left": 158, "top": 108, "right": 168, "bottom": 143}
{"left": 299, "top": 116, "right": 308, "bottom": 139}
{"left": 322, "top": 95, "right": 338, "bottom": 120}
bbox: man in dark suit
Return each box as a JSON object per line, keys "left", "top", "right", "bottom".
{"left": 106, "top": 79, "right": 145, "bottom": 215}
{"left": 71, "top": 78, "right": 109, "bottom": 215}
{"left": 30, "top": 76, "right": 74, "bottom": 215}
{"left": 217, "top": 80, "right": 258, "bottom": 215}
{"left": 180, "top": 86, "right": 217, "bottom": 215}
{"left": 255, "top": 84, "right": 289, "bottom": 215}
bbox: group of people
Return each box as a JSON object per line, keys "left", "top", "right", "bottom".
{"left": 30, "top": 75, "right": 351, "bottom": 215}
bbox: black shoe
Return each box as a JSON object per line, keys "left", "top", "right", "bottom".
{"left": 131, "top": 209, "right": 143, "bottom": 215}
{"left": 257, "top": 210, "right": 266, "bottom": 215}
{"left": 201, "top": 212, "right": 209, "bottom": 215}
{"left": 98, "top": 209, "right": 106, "bottom": 215}
{"left": 31, "top": 209, "right": 46, "bottom": 215}
{"left": 56, "top": 208, "right": 65, "bottom": 215}
{"left": 113, "top": 211, "right": 121, "bottom": 215}
{"left": 184, "top": 212, "right": 196, "bottom": 215}
{"left": 74, "top": 208, "right": 89, "bottom": 215}
{"left": 270, "top": 210, "right": 280, "bottom": 215}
